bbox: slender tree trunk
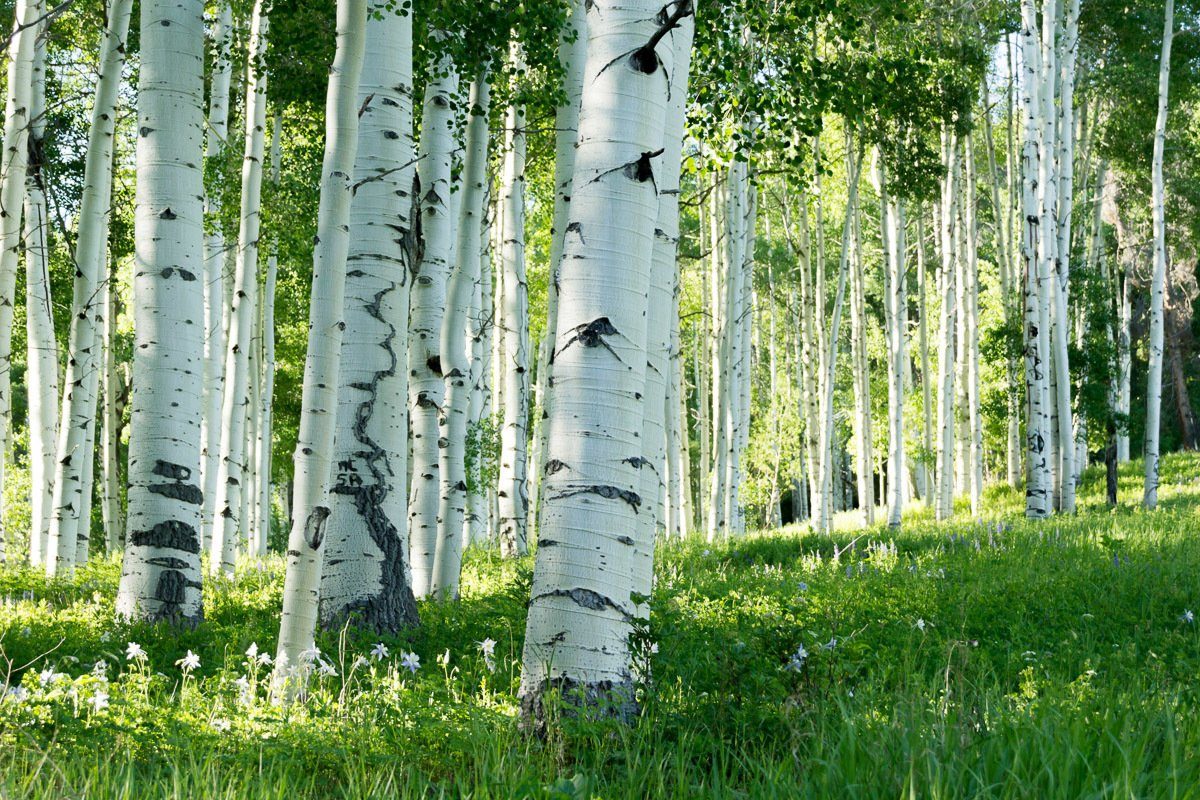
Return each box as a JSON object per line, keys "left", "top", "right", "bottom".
{"left": 114, "top": 0, "right": 207, "bottom": 623}
{"left": 497, "top": 74, "right": 530, "bottom": 559}
{"left": 851, "top": 164, "right": 873, "bottom": 526}
{"left": 964, "top": 135, "right": 983, "bottom": 516}
{"left": 407, "top": 50, "right": 459, "bottom": 594}
{"left": 1143, "top": 0, "right": 1173, "bottom": 510}
{"left": 1052, "top": 0, "right": 1080, "bottom": 513}
{"left": 319, "top": 1, "right": 418, "bottom": 629}
{"left": 883, "top": 166, "right": 906, "bottom": 528}
{"left": 274, "top": 0, "right": 368, "bottom": 674}
{"left": 253, "top": 112, "right": 282, "bottom": 558}
{"left": 433, "top": 75, "right": 490, "bottom": 599}
{"left": 1117, "top": 265, "right": 1132, "bottom": 462}
{"left": 936, "top": 131, "right": 958, "bottom": 521}
{"left": 200, "top": 1, "right": 234, "bottom": 553}
{"left": 519, "top": 0, "right": 679, "bottom": 723}
{"left": 1021, "top": 0, "right": 1051, "bottom": 518}
{"left": 211, "top": 0, "right": 270, "bottom": 575}
{"left": 100, "top": 258, "right": 125, "bottom": 551}
{"left": 25, "top": 22, "right": 56, "bottom": 563}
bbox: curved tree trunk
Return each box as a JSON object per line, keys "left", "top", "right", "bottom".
{"left": 519, "top": 0, "right": 678, "bottom": 723}
{"left": 274, "top": 0, "right": 368, "bottom": 673}
{"left": 1144, "top": 0, "right": 1174, "bottom": 510}
{"left": 211, "top": 0, "right": 270, "bottom": 575}
{"left": 114, "top": 0, "right": 207, "bottom": 623}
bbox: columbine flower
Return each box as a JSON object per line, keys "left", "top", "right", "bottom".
{"left": 477, "top": 638, "right": 497, "bottom": 659}
{"left": 318, "top": 662, "right": 337, "bottom": 678}
{"left": 352, "top": 655, "right": 369, "bottom": 670}
{"left": 1183, "top": 610, "right": 1195, "bottom": 624}
{"left": 257, "top": 652, "right": 273, "bottom": 667}
{"left": 299, "top": 647, "right": 321, "bottom": 665}
{"left": 916, "top": 618, "right": 926, "bottom": 632}
{"left": 92, "top": 661, "right": 109, "bottom": 680}
{"left": 437, "top": 649, "right": 450, "bottom": 668}
{"left": 88, "top": 690, "right": 110, "bottom": 712}
{"left": 125, "top": 642, "right": 147, "bottom": 661}
{"left": 177, "top": 650, "right": 201, "bottom": 673}
{"left": 38, "top": 668, "right": 58, "bottom": 687}
{"left": 210, "top": 718, "right": 231, "bottom": 733}
{"left": 4, "top": 686, "right": 29, "bottom": 703}
{"left": 245, "top": 642, "right": 259, "bottom": 661}
{"left": 786, "top": 644, "right": 809, "bottom": 672}
{"left": 371, "top": 642, "right": 389, "bottom": 661}
{"left": 400, "top": 652, "right": 420, "bottom": 674}
{"left": 821, "top": 637, "right": 837, "bottom": 651}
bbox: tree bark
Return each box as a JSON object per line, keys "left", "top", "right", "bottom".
{"left": 114, "top": 0, "right": 207, "bottom": 623}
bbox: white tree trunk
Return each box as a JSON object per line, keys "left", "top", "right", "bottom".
{"left": 200, "top": 1, "right": 234, "bottom": 552}
{"left": 936, "top": 131, "right": 958, "bottom": 521}
{"left": 916, "top": 211, "right": 933, "bottom": 504}
{"left": 254, "top": 112, "right": 282, "bottom": 559}
{"left": 0, "top": 0, "right": 40, "bottom": 563}
{"left": 519, "top": 0, "right": 677, "bottom": 721}
{"left": 883, "top": 168, "right": 906, "bottom": 528}
{"left": 433, "top": 75, "right": 490, "bottom": 599}
{"left": 210, "top": 0, "right": 269, "bottom": 575}
{"left": 1117, "top": 266, "right": 1132, "bottom": 462}
{"left": 24, "top": 20, "right": 56, "bottom": 563}
{"left": 407, "top": 49, "right": 458, "bottom": 597}
{"left": 498, "top": 83, "right": 530, "bottom": 558}
{"left": 851, "top": 166, "right": 873, "bottom": 526}
{"left": 319, "top": 1, "right": 418, "bottom": 629}
{"left": 274, "top": 0, "right": 368, "bottom": 673}
{"left": 100, "top": 257, "right": 125, "bottom": 551}
{"left": 1052, "top": 0, "right": 1080, "bottom": 513}
{"left": 1021, "top": 0, "right": 1051, "bottom": 517}
{"left": 817, "top": 142, "right": 864, "bottom": 532}
{"left": 114, "top": 0, "right": 207, "bottom": 623}
{"left": 530, "top": 0, "right": 587, "bottom": 534}
{"left": 964, "top": 134, "right": 983, "bottom": 516}
{"left": 1144, "top": 0, "right": 1174, "bottom": 510}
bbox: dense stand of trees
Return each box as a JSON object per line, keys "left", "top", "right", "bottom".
{"left": 0, "top": 0, "right": 1198, "bottom": 718}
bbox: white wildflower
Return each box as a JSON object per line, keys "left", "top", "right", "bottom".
{"left": 370, "top": 642, "right": 389, "bottom": 661}
{"left": 400, "top": 652, "right": 420, "bottom": 674}
{"left": 88, "top": 690, "right": 109, "bottom": 712}
{"left": 177, "top": 650, "right": 201, "bottom": 672}
{"left": 210, "top": 718, "right": 231, "bottom": 733}
{"left": 125, "top": 642, "right": 147, "bottom": 661}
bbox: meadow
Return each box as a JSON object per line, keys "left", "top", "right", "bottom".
{"left": 3, "top": 454, "right": 1200, "bottom": 798}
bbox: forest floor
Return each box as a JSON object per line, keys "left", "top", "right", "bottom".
{"left": 3, "top": 455, "right": 1200, "bottom": 798}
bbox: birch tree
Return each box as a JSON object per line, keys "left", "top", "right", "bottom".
{"left": 114, "top": 0, "right": 208, "bottom": 623}
{"left": 935, "top": 132, "right": 958, "bottom": 522}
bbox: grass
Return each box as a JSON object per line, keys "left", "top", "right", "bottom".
{"left": 3, "top": 454, "right": 1200, "bottom": 798}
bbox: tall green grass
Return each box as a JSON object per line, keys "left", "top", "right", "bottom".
{"left": 3, "top": 454, "right": 1200, "bottom": 798}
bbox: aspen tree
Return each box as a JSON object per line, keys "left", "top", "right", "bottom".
{"left": 275, "top": 0, "right": 368, "bottom": 671}
{"left": 519, "top": 0, "right": 683, "bottom": 722}
{"left": 211, "top": 0, "right": 270, "bottom": 575}
{"left": 319, "top": 0, "right": 418, "bottom": 629}
{"left": 0, "top": 0, "right": 40, "bottom": 562}
{"left": 25, "top": 21, "right": 56, "bottom": 562}
{"left": 434, "top": 75, "right": 490, "bottom": 599}
{"left": 936, "top": 131, "right": 958, "bottom": 521}
{"left": 1144, "top": 0, "right": 1174, "bottom": 510}
{"left": 497, "top": 57, "right": 530, "bottom": 558}
{"left": 254, "top": 113, "right": 282, "bottom": 558}
{"left": 115, "top": 0, "right": 208, "bottom": 622}
{"left": 408, "top": 48, "right": 459, "bottom": 596}
{"left": 200, "top": 2, "right": 234, "bottom": 550}
{"left": 100, "top": 257, "right": 124, "bottom": 551}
